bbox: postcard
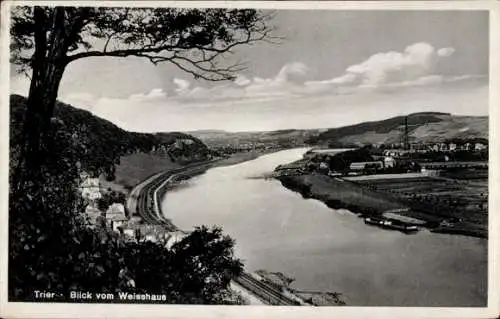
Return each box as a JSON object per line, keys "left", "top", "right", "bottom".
{"left": 1, "top": 1, "right": 498, "bottom": 318}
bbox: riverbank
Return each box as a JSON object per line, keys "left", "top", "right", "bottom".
{"left": 212, "top": 148, "right": 286, "bottom": 168}
{"left": 123, "top": 148, "right": 348, "bottom": 306}
{"left": 102, "top": 148, "right": 283, "bottom": 194}
{"left": 276, "top": 172, "right": 487, "bottom": 238}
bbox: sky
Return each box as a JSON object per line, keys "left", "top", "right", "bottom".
{"left": 10, "top": 10, "right": 489, "bottom": 132}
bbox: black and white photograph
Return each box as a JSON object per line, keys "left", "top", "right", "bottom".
{"left": 1, "top": 1, "right": 498, "bottom": 318}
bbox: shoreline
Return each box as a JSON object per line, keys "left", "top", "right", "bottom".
{"left": 152, "top": 147, "right": 294, "bottom": 230}
{"left": 125, "top": 147, "right": 345, "bottom": 306}
{"left": 276, "top": 173, "right": 487, "bottom": 239}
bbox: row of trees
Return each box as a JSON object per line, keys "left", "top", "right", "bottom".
{"left": 9, "top": 6, "right": 275, "bottom": 302}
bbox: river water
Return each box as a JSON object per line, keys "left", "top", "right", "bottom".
{"left": 162, "top": 148, "right": 487, "bottom": 306}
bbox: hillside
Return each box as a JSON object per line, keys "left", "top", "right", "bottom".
{"left": 10, "top": 94, "right": 210, "bottom": 180}
{"left": 307, "top": 112, "right": 488, "bottom": 147}
{"left": 189, "top": 112, "right": 487, "bottom": 150}
{"left": 188, "top": 129, "right": 324, "bottom": 149}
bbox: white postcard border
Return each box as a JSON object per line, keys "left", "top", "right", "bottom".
{"left": 1, "top": 1, "right": 498, "bottom": 318}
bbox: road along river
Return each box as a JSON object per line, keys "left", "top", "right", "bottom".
{"left": 162, "top": 148, "right": 487, "bottom": 307}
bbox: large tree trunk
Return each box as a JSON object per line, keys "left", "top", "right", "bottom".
{"left": 12, "top": 7, "right": 69, "bottom": 192}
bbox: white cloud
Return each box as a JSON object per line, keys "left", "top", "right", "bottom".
{"left": 161, "top": 48, "right": 481, "bottom": 104}
{"left": 173, "top": 78, "right": 191, "bottom": 93}
{"left": 167, "top": 62, "right": 311, "bottom": 102}
{"left": 437, "top": 47, "right": 456, "bottom": 57}
{"left": 129, "top": 88, "right": 166, "bottom": 101}
{"left": 62, "top": 92, "right": 98, "bottom": 109}
{"left": 275, "top": 62, "right": 309, "bottom": 83}
{"left": 60, "top": 79, "right": 488, "bottom": 132}
{"left": 387, "top": 75, "right": 444, "bottom": 88}
{"left": 12, "top": 41, "right": 484, "bottom": 132}
{"left": 303, "top": 42, "right": 462, "bottom": 95}
{"left": 342, "top": 42, "right": 442, "bottom": 87}
{"left": 234, "top": 75, "right": 251, "bottom": 86}
{"left": 241, "top": 62, "right": 310, "bottom": 98}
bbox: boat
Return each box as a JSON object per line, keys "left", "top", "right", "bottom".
{"left": 382, "top": 222, "right": 419, "bottom": 233}
{"left": 364, "top": 217, "right": 385, "bottom": 226}
{"left": 364, "top": 217, "right": 419, "bottom": 233}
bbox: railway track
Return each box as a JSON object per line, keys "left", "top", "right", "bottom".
{"left": 234, "top": 273, "right": 300, "bottom": 306}
{"left": 134, "top": 161, "right": 219, "bottom": 230}
{"left": 131, "top": 160, "right": 302, "bottom": 306}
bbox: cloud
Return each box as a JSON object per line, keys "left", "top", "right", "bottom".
{"left": 234, "top": 75, "right": 251, "bottom": 86}
{"left": 304, "top": 42, "right": 464, "bottom": 94}
{"left": 275, "top": 62, "right": 309, "bottom": 83}
{"left": 162, "top": 49, "right": 482, "bottom": 104}
{"left": 437, "top": 47, "right": 455, "bottom": 57}
{"left": 129, "top": 88, "right": 166, "bottom": 101}
{"left": 241, "top": 62, "right": 310, "bottom": 98}
{"left": 61, "top": 92, "right": 100, "bottom": 111}
{"left": 167, "top": 62, "right": 311, "bottom": 102}
{"left": 340, "top": 42, "right": 446, "bottom": 87}
{"left": 173, "top": 78, "right": 191, "bottom": 93}
{"left": 13, "top": 41, "right": 483, "bottom": 132}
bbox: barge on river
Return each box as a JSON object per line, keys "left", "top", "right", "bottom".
{"left": 364, "top": 217, "right": 419, "bottom": 233}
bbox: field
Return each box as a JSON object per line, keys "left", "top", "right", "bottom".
{"left": 278, "top": 168, "right": 488, "bottom": 238}
{"left": 279, "top": 173, "right": 406, "bottom": 215}
{"left": 352, "top": 170, "right": 488, "bottom": 234}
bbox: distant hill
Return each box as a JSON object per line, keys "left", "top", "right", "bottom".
{"left": 307, "top": 112, "right": 488, "bottom": 147}
{"left": 187, "top": 129, "right": 322, "bottom": 149}
{"left": 10, "top": 94, "right": 210, "bottom": 179}
{"left": 189, "top": 112, "right": 488, "bottom": 149}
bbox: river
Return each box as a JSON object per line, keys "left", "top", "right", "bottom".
{"left": 162, "top": 148, "right": 487, "bottom": 307}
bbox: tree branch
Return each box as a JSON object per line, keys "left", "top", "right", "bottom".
{"left": 66, "top": 29, "right": 270, "bottom": 81}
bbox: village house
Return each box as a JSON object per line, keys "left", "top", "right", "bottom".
{"left": 145, "top": 233, "right": 159, "bottom": 243}
{"left": 111, "top": 215, "right": 128, "bottom": 233}
{"left": 383, "top": 149, "right": 410, "bottom": 157}
{"left": 122, "top": 228, "right": 135, "bottom": 238}
{"left": 475, "top": 143, "right": 487, "bottom": 151}
{"left": 84, "top": 204, "right": 102, "bottom": 227}
{"left": 106, "top": 203, "right": 126, "bottom": 218}
{"left": 318, "top": 161, "right": 330, "bottom": 174}
{"left": 105, "top": 203, "right": 127, "bottom": 232}
{"left": 79, "top": 172, "right": 101, "bottom": 201}
{"left": 384, "top": 156, "right": 396, "bottom": 168}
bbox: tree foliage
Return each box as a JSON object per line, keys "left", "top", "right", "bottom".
{"left": 9, "top": 5, "right": 272, "bottom": 303}
{"left": 11, "top": 6, "right": 276, "bottom": 80}
{"left": 10, "top": 5, "right": 276, "bottom": 192}
{"left": 9, "top": 94, "right": 210, "bottom": 179}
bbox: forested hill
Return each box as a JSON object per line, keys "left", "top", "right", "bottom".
{"left": 9, "top": 94, "right": 210, "bottom": 179}
{"left": 306, "top": 112, "right": 488, "bottom": 147}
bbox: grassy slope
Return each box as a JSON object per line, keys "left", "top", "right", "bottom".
{"left": 10, "top": 94, "right": 210, "bottom": 193}
{"left": 316, "top": 113, "right": 488, "bottom": 146}
{"left": 100, "top": 153, "right": 182, "bottom": 192}
{"left": 189, "top": 112, "right": 488, "bottom": 149}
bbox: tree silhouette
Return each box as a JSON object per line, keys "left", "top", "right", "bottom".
{"left": 9, "top": 5, "right": 275, "bottom": 302}
{"left": 10, "top": 6, "right": 276, "bottom": 191}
